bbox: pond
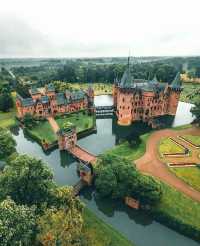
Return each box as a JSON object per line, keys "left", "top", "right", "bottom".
{"left": 12, "top": 96, "right": 199, "bottom": 246}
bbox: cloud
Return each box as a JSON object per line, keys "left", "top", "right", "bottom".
{"left": 0, "top": 0, "right": 200, "bottom": 57}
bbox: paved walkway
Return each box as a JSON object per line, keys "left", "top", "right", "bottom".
{"left": 47, "top": 117, "right": 60, "bottom": 133}
{"left": 135, "top": 126, "right": 200, "bottom": 203}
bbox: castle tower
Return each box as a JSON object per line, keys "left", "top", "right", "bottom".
{"left": 45, "top": 83, "right": 56, "bottom": 99}
{"left": 116, "top": 57, "right": 134, "bottom": 126}
{"left": 57, "top": 123, "right": 77, "bottom": 150}
{"left": 113, "top": 78, "right": 119, "bottom": 107}
{"left": 168, "top": 73, "right": 183, "bottom": 115}
{"left": 87, "top": 85, "right": 95, "bottom": 113}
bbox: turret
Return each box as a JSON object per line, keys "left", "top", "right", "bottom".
{"left": 57, "top": 122, "right": 77, "bottom": 150}
{"left": 168, "top": 72, "right": 183, "bottom": 115}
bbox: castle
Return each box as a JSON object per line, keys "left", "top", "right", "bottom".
{"left": 16, "top": 83, "right": 94, "bottom": 118}
{"left": 113, "top": 61, "right": 183, "bottom": 126}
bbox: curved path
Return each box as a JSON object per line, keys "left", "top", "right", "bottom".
{"left": 135, "top": 126, "right": 200, "bottom": 203}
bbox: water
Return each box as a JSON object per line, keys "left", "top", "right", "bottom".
{"left": 11, "top": 96, "right": 199, "bottom": 246}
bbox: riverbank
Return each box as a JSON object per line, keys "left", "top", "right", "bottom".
{"left": 83, "top": 208, "right": 135, "bottom": 246}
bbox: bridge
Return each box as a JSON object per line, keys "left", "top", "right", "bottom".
{"left": 95, "top": 105, "right": 114, "bottom": 116}
{"left": 68, "top": 145, "right": 97, "bottom": 164}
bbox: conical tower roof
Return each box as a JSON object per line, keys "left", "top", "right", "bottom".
{"left": 171, "top": 72, "right": 182, "bottom": 89}
{"left": 149, "top": 75, "right": 159, "bottom": 84}
{"left": 120, "top": 57, "right": 134, "bottom": 87}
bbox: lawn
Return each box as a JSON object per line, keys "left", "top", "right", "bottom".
{"left": 152, "top": 181, "right": 200, "bottom": 241}
{"left": 56, "top": 112, "right": 94, "bottom": 133}
{"left": 158, "top": 137, "right": 185, "bottom": 155}
{"left": 182, "top": 135, "right": 200, "bottom": 146}
{"left": 0, "top": 108, "right": 16, "bottom": 128}
{"left": 0, "top": 92, "right": 17, "bottom": 129}
{"left": 28, "top": 120, "right": 57, "bottom": 144}
{"left": 83, "top": 208, "right": 135, "bottom": 246}
{"left": 170, "top": 167, "right": 200, "bottom": 192}
{"left": 106, "top": 133, "right": 150, "bottom": 161}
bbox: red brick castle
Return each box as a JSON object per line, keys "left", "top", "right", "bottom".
{"left": 16, "top": 83, "right": 94, "bottom": 118}
{"left": 113, "top": 60, "right": 183, "bottom": 126}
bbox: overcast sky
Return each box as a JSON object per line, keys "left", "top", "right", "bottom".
{"left": 0, "top": 0, "right": 200, "bottom": 58}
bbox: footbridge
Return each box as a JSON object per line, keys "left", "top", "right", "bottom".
{"left": 95, "top": 105, "right": 114, "bottom": 116}
{"left": 68, "top": 145, "right": 97, "bottom": 164}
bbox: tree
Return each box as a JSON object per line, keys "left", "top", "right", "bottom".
{"left": 0, "top": 82, "right": 13, "bottom": 112}
{"left": 0, "top": 154, "right": 55, "bottom": 207}
{"left": 191, "top": 98, "right": 200, "bottom": 125}
{"left": 0, "top": 127, "right": 16, "bottom": 159}
{"left": 95, "top": 154, "right": 140, "bottom": 199}
{"left": 23, "top": 113, "right": 35, "bottom": 128}
{"left": 132, "top": 175, "right": 163, "bottom": 205}
{"left": 0, "top": 198, "right": 36, "bottom": 246}
{"left": 37, "top": 187, "right": 84, "bottom": 246}
{"left": 95, "top": 153, "right": 162, "bottom": 205}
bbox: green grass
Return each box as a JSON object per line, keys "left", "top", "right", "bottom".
{"left": 158, "top": 138, "right": 185, "bottom": 155}
{"left": 28, "top": 120, "right": 57, "bottom": 144}
{"left": 172, "top": 124, "right": 192, "bottom": 130}
{"left": 106, "top": 133, "right": 151, "bottom": 161}
{"left": 170, "top": 167, "right": 200, "bottom": 192}
{"left": 182, "top": 135, "right": 200, "bottom": 146}
{"left": 152, "top": 181, "right": 200, "bottom": 241}
{"left": 0, "top": 92, "right": 17, "bottom": 129}
{"left": 0, "top": 109, "right": 16, "bottom": 128}
{"left": 83, "top": 208, "right": 135, "bottom": 246}
{"left": 56, "top": 112, "right": 94, "bottom": 133}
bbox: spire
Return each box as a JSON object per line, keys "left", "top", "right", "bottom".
{"left": 150, "top": 74, "right": 159, "bottom": 84}
{"left": 171, "top": 72, "right": 182, "bottom": 89}
{"left": 120, "top": 56, "right": 134, "bottom": 87}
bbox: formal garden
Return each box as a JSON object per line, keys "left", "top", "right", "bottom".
{"left": 158, "top": 137, "right": 186, "bottom": 156}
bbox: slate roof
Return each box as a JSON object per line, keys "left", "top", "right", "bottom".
{"left": 40, "top": 95, "right": 49, "bottom": 104}
{"left": 56, "top": 93, "right": 66, "bottom": 105}
{"left": 46, "top": 83, "right": 55, "bottom": 92}
{"left": 170, "top": 72, "right": 182, "bottom": 89}
{"left": 119, "top": 65, "right": 181, "bottom": 93}
{"left": 21, "top": 98, "right": 35, "bottom": 107}
{"left": 30, "top": 86, "right": 39, "bottom": 95}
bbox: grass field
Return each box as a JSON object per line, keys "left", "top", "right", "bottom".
{"left": 56, "top": 112, "right": 94, "bottom": 133}
{"left": 0, "top": 92, "right": 17, "bottom": 129}
{"left": 170, "top": 167, "right": 200, "bottom": 192}
{"left": 0, "top": 108, "right": 16, "bottom": 128}
{"left": 106, "top": 133, "right": 150, "bottom": 161}
{"left": 182, "top": 135, "right": 200, "bottom": 146}
{"left": 83, "top": 208, "right": 134, "bottom": 246}
{"left": 158, "top": 138, "right": 185, "bottom": 155}
{"left": 152, "top": 181, "right": 200, "bottom": 241}
{"left": 28, "top": 120, "right": 57, "bottom": 144}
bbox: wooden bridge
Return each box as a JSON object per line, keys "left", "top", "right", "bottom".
{"left": 68, "top": 145, "right": 97, "bottom": 164}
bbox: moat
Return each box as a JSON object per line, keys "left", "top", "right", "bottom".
{"left": 11, "top": 95, "right": 199, "bottom": 246}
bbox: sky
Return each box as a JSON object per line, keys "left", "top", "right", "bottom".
{"left": 0, "top": 0, "right": 200, "bottom": 58}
